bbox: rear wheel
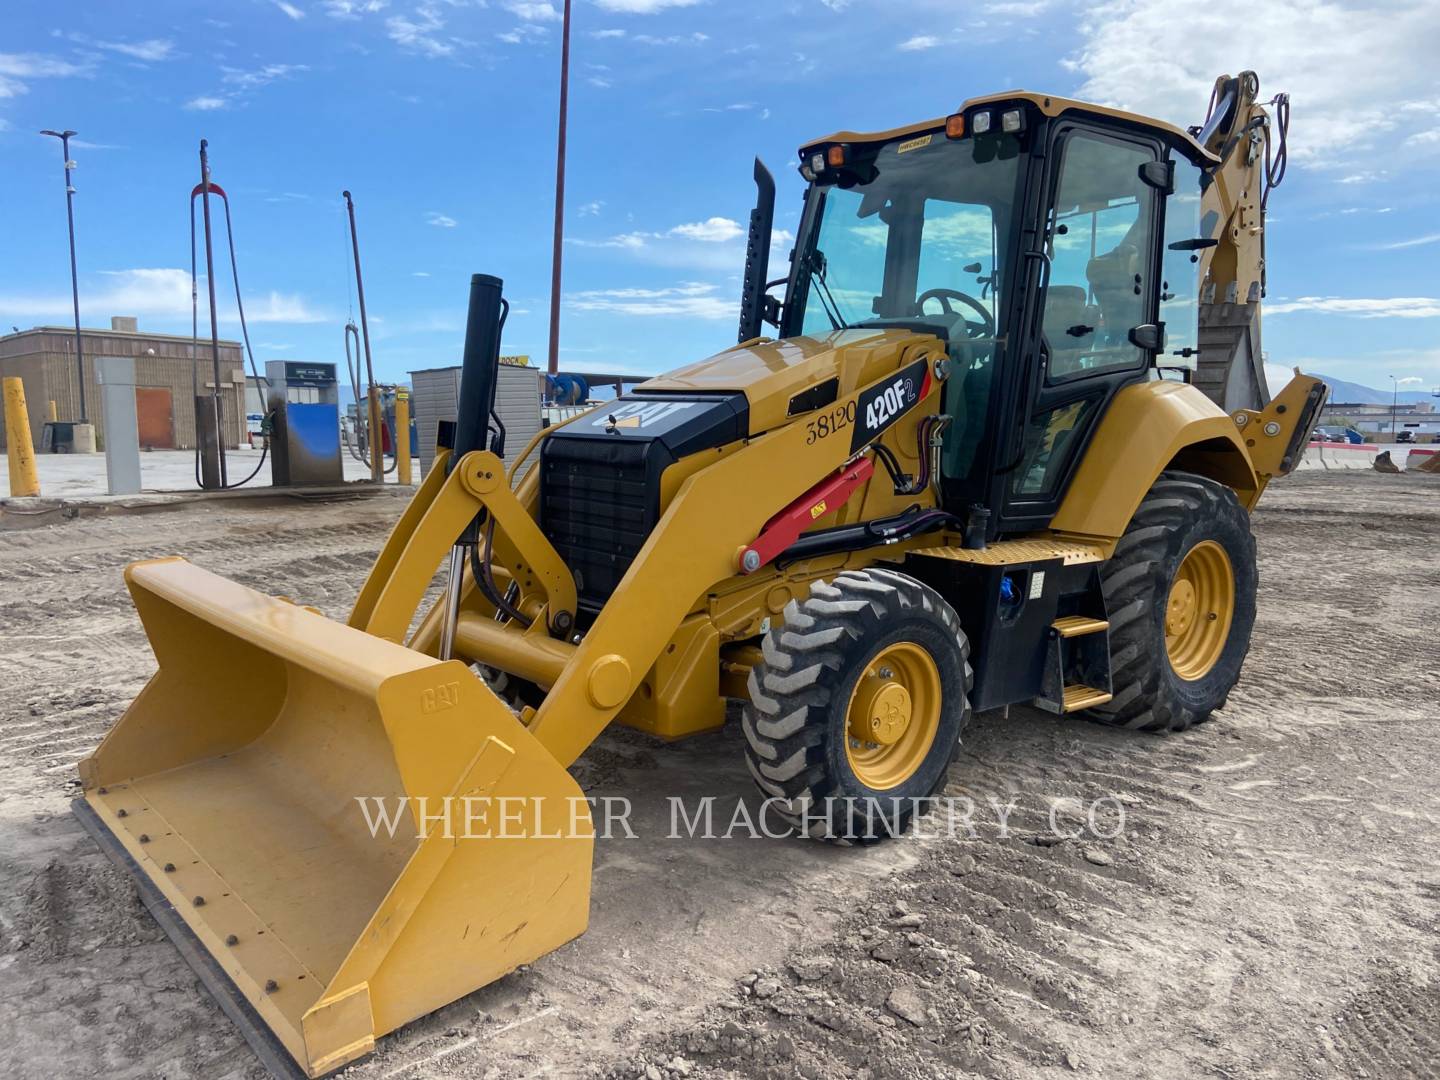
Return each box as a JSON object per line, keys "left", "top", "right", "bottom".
{"left": 1086, "top": 471, "right": 1256, "bottom": 733}
{"left": 742, "top": 568, "right": 972, "bottom": 840}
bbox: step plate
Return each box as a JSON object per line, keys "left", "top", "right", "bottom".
{"left": 1052, "top": 615, "right": 1110, "bottom": 638}
{"left": 1062, "top": 684, "right": 1113, "bottom": 712}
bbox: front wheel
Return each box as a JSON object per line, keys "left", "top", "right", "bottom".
{"left": 742, "top": 568, "right": 972, "bottom": 840}
{"left": 1086, "top": 471, "right": 1257, "bottom": 733}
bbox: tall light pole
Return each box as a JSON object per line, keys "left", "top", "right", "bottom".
{"left": 39, "top": 129, "right": 86, "bottom": 422}
{"left": 546, "top": 0, "right": 573, "bottom": 376}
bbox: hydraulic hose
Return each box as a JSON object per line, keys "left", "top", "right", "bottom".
{"left": 775, "top": 504, "right": 963, "bottom": 567}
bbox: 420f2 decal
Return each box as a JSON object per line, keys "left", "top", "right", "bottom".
{"left": 848, "top": 358, "right": 932, "bottom": 452}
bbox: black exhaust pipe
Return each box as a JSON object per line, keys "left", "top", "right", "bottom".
{"left": 453, "top": 273, "right": 509, "bottom": 469}
{"left": 737, "top": 158, "right": 775, "bottom": 343}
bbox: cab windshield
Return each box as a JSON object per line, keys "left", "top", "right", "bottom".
{"left": 786, "top": 131, "right": 1026, "bottom": 482}
{"left": 787, "top": 133, "right": 1025, "bottom": 342}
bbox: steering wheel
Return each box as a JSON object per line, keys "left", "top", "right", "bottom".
{"left": 915, "top": 288, "right": 995, "bottom": 339}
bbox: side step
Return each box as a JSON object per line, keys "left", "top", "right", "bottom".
{"left": 1061, "top": 684, "right": 1113, "bottom": 712}
{"left": 1051, "top": 615, "right": 1109, "bottom": 638}
{"left": 1034, "top": 614, "right": 1113, "bottom": 715}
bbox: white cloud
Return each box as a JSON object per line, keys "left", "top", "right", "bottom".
{"left": 570, "top": 217, "right": 744, "bottom": 251}
{"left": 570, "top": 232, "right": 649, "bottom": 250}
{"left": 568, "top": 282, "right": 733, "bottom": 319}
{"left": 498, "top": 23, "right": 549, "bottom": 42}
{"left": 985, "top": 0, "right": 1048, "bottom": 14}
{"left": 0, "top": 52, "right": 90, "bottom": 97}
{"left": 591, "top": 28, "right": 626, "bottom": 38}
{"left": 569, "top": 218, "right": 793, "bottom": 276}
{"left": 669, "top": 217, "right": 744, "bottom": 242}
{"left": 1373, "top": 233, "right": 1440, "bottom": 250}
{"left": 1396, "top": 375, "right": 1424, "bottom": 385}
{"left": 426, "top": 211, "right": 458, "bottom": 227}
{"left": 183, "top": 63, "right": 307, "bottom": 111}
{"left": 0, "top": 53, "right": 89, "bottom": 78}
{"left": 222, "top": 63, "right": 308, "bottom": 89}
{"left": 85, "top": 38, "right": 177, "bottom": 62}
{"left": 412, "top": 271, "right": 431, "bottom": 277}
{"left": 1265, "top": 296, "right": 1440, "bottom": 319}
{"left": 0, "top": 268, "right": 325, "bottom": 325}
{"left": 897, "top": 34, "right": 940, "bottom": 51}
{"left": 246, "top": 292, "right": 326, "bottom": 323}
{"left": 592, "top": 0, "right": 700, "bottom": 11}
{"left": 387, "top": 6, "right": 455, "bottom": 57}
{"left": 578, "top": 200, "right": 604, "bottom": 216}
{"left": 618, "top": 32, "right": 709, "bottom": 46}
{"left": 506, "top": 1, "right": 560, "bottom": 19}
{"left": 1065, "top": 0, "right": 1440, "bottom": 164}
{"left": 274, "top": 0, "right": 307, "bottom": 19}
{"left": 322, "top": 0, "right": 388, "bottom": 16}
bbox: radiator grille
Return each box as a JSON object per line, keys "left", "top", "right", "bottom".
{"left": 541, "top": 439, "right": 656, "bottom": 611}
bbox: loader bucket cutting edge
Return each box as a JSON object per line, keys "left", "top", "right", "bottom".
{"left": 74, "top": 557, "right": 593, "bottom": 1078}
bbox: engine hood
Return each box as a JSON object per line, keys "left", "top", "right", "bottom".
{"left": 636, "top": 327, "right": 944, "bottom": 435}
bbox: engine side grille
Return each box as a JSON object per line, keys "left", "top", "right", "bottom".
{"left": 541, "top": 438, "right": 658, "bottom": 612}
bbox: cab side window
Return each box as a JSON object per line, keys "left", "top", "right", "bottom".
{"left": 1160, "top": 151, "right": 1204, "bottom": 367}
{"left": 1041, "top": 132, "right": 1157, "bottom": 381}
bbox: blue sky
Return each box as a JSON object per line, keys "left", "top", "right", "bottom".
{"left": 2, "top": 0, "right": 1438, "bottom": 397}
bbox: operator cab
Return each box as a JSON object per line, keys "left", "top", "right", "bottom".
{"left": 776, "top": 96, "right": 1211, "bottom": 540}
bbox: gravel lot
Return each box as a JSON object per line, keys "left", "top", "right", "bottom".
{"left": 0, "top": 470, "right": 1436, "bottom": 1079}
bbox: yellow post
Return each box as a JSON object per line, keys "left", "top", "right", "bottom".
{"left": 46, "top": 399, "right": 58, "bottom": 422}
{"left": 395, "top": 387, "right": 412, "bottom": 485}
{"left": 4, "top": 377, "right": 41, "bottom": 497}
{"left": 367, "top": 386, "right": 383, "bottom": 483}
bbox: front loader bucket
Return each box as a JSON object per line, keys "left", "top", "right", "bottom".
{"left": 74, "top": 558, "right": 592, "bottom": 1078}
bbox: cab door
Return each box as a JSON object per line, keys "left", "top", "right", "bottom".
{"left": 995, "top": 121, "right": 1167, "bottom": 532}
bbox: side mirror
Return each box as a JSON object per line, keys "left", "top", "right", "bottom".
{"left": 1129, "top": 322, "right": 1166, "bottom": 352}
{"left": 1168, "top": 237, "right": 1219, "bottom": 251}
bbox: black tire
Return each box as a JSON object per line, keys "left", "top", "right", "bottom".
{"left": 742, "top": 568, "right": 973, "bottom": 841}
{"left": 1086, "top": 471, "right": 1257, "bottom": 733}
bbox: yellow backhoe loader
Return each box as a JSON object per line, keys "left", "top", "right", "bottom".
{"left": 74, "top": 72, "right": 1323, "bottom": 1077}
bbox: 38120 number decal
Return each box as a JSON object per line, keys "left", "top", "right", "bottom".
{"left": 806, "top": 401, "right": 856, "bottom": 444}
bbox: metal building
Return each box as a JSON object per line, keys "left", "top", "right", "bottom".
{"left": 409, "top": 360, "right": 542, "bottom": 474}
{"left": 0, "top": 317, "right": 247, "bottom": 450}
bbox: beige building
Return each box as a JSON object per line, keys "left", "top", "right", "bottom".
{"left": 0, "top": 317, "right": 248, "bottom": 451}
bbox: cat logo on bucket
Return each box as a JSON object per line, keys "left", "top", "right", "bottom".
{"left": 422, "top": 681, "right": 461, "bottom": 714}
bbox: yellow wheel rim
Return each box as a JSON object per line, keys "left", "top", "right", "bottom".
{"left": 844, "top": 642, "right": 942, "bottom": 790}
{"left": 1165, "top": 540, "right": 1235, "bottom": 681}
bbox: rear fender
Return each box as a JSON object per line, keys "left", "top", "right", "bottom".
{"left": 1049, "top": 380, "right": 1258, "bottom": 540}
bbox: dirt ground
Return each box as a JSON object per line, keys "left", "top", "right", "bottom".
{"left": 0, "top": 470, "right": 1437, "bottom": 1080}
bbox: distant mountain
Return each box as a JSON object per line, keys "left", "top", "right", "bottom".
{"left": 1313, "top": 374, "right": 1434, "bottom": 406}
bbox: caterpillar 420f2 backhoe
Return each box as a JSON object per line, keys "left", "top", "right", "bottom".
{"left": 75, "top": 72, "right": 1323, "bottom": 1077}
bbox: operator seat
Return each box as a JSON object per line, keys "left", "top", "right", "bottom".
{"left": 1085, "top": 217, "right": 1146, "bottom": 352}
{"left": 1041, "top": 285, "right": 1094, "bottom": 376}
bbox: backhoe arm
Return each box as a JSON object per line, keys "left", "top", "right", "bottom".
{"left": 1191, "top": 71, "right": 1288, "bottom": 413}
